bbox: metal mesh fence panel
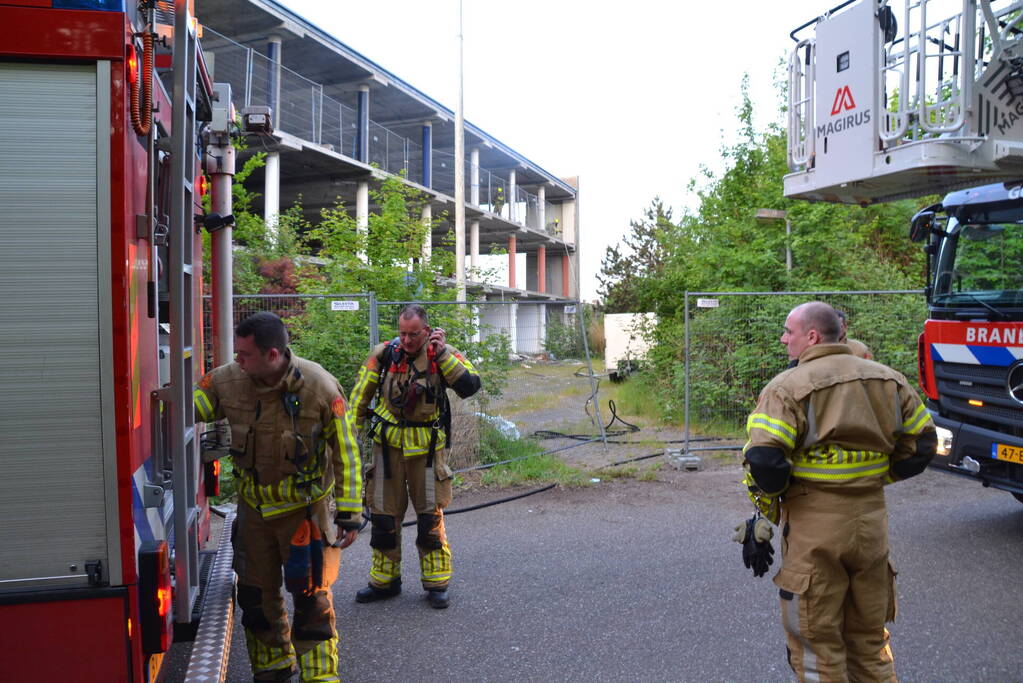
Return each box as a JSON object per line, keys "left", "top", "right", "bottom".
{"left": 319, "top": 95, "right": 354, "bottom": 154}
{"left": 277, "top": 63, "right": 318, "bottom": 141}
{"left": 683, "top": 290, "right": 925, "bottom": 433}
{"left": 406, "top": 139, "right": 424, "bottom": 186}
{"left": 203, "top": 296, "right": 601, "bottom": 472}
{"left": 432, "top": 149, "right": 456, "bottom": 196}
{"left": 202, "top": 29, "right": 250, "bottom": 105}
{"left": 202, "top": 294, "right": 374, "bottom": 384}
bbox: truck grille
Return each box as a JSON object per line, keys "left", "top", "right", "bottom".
{"left": 934, "top": 361, "right": 1023, "bottom": 436}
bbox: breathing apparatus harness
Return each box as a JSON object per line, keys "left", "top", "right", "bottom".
{"left": 367, "top": 337, "right": 452, "bottom": 479}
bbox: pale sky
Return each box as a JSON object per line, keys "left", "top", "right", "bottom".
{"left": 275, "top": 1, "right": 837, "bottom": 299}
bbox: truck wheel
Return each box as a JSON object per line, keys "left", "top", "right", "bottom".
{"left": 1013, "top": 493, "right": 1023, "bottom": 504}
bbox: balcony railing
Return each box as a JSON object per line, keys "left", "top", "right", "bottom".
{"left": 201, "top": 28, "right": 564, "bottom": 235}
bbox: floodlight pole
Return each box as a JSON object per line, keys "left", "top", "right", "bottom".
{"left": 454, "top": 0, "right": 466, "bottom": 298}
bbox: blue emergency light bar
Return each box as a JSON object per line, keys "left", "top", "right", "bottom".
{"left": 52, "top": 0, "right": 125, "bottom": 10}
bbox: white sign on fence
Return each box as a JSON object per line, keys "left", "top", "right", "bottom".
{"left": 330, "top": 300, "right": 360, "bottom": 311}
{"left": 696, "top": 298, "right": 719, "bottom": 309}
{"left": 565, "top": 305, "right": 577, "bottom": 314}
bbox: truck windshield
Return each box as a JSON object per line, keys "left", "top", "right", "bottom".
{"left": 933, "top": 220, "right": 1023, "bottom": 307}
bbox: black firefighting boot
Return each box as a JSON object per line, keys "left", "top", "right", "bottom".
{"left": 426, "top": 588, "right": 449, "bottom": 609}
{"left": 355, "top": 578, "right": 402, "bottom": 603}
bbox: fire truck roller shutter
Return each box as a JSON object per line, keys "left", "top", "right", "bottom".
{"left": 0, "top": 61, "right": 120, "bottom": 589}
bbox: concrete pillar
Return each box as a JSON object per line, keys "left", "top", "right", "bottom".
{"left": 264, "top": 35, "right": 282, "bottom": 238}
{"left": 562, "top": 252, "right": 569, "bottom": 297}
{"left": 509, "top": 169, "right": 517, "bottom": 222}
{"left": 470, "top": 219, "right": 479, "bottom": 277}
{"left": 421, "top": 203, "right": 433, "bottom": 262}
{"left": 538, "top": 185, "right": 546, "bottom": 232}
{"left": 470, "top": 146, "right": 480, "bottom": 205}
{"left": 356, "top": 85, "right": 369, "bottom": 163}
{"left": 537, "top": 245, "right": 546, "bottom": 294}
{"left": 508, "top": 235, "right": 516, "bottom": 289}
{"left": 421, "top": 121, "right": 432, "bottom": 188}
{"left": 356, "top": 180, "right": 369, "bottom": 261}
{"left": 264, "top": 151, "right": 280, "bottom": 239}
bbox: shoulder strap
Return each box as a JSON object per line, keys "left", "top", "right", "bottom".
{"left": 375, "top": 339, "right": 401, "bottom": 403}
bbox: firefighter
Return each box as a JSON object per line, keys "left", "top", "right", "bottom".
{"left": 836, "top": 308, "right": 873, "bottom": 359}
{"left": 194, "top": 312, "right": 362, "bottom": 683}
{"left": 349, "top": 304, "right": 482, "bottom": 609}
{"left": 740, "top": 301, "right": 936, "bottom": 682}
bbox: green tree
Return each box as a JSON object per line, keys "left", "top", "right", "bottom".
{"left": 596, "top": 198, "right": 674, "bottom": 313}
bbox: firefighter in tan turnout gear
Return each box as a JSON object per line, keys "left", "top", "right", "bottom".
{"left": 350, "top": 304, "right": 482, "bottom": 609}
{"left": 194, "top": 312, "right": 363, "bottom": 683}
{"left": 740, "top": 302, "right": 936, "bottom": 682}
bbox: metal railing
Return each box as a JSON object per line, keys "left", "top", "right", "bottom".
{"left": 200, "top": 28, "right": 561, "bottom": 232}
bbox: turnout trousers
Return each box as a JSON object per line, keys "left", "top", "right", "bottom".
{"left": 774, "top": 481, "right": 898, "bottom": 683}
{"left": 365, "top": 440, "right": 453, "bottom": 590}
{"left": 233, "top": 499, "right": 343, "bottom": 682}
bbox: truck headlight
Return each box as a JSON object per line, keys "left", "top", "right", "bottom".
{"left": 935, "top": 426, "right": 953, "bottom": 456}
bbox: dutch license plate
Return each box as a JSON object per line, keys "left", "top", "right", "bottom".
{"left": 992, "top": 443, "right": 1023, "bottom": 465}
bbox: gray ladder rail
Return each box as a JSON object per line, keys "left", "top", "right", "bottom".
{"left": 169, "top": 0, "right": 201, "bottom": 623}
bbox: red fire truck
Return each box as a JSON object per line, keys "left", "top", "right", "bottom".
{"left": 0, "top": 1, "right": 233, "bottom": 680}
{"left": 785, "top": 0, "right": 1023, "bottom": 503}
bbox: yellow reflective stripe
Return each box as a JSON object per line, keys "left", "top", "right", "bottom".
{"left": 244, "top": 632, "right": 296, "bottom": 674}
{"left": 420, "top": 547, "right": 452, "bottom": 581}
{"left": 238, "top": 481, "right": 331, "bottom": 518}
{"left": 793, "top": 463, "right": 890, "bottom": 481}
{"left": 438, "top": 353, "right": 459, "bottom": 373}
{"left": 747, "top": 413, "right": 796, "bottom": 449}
{"left": 742, "top": 469, "right": 781, "bottom": 523}
{"left": 297, "top": 638, "right": 339, "bottom": 682}
{"left": 193, "top": 389, "right": 215, "bottom": 422}
{"left": 370, "top": 549, "right": 402, "bottom": 584}
{"left": 334, "top": 413, "right": 362, "bottom": 511}
{"left": 792, "top": 446, "right": 889, "bottom": 480}
{"left": 349, "top": 363, "right": 379, "bottom": 422}
{"left": 902, "top": 403, "right": 930, "bottom": 435}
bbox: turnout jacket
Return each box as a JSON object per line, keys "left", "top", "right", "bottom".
{"left": 350, "top": 340, "right": 482, "bottom": 456}
{"left": 743, "top": 344, "right": 935, "bottom": 522}
{"left": 193, "top": 350, "right": 363, "bottom": 522}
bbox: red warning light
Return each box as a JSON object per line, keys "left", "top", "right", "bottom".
{"left": 127, "top": 44, "right": 138, "bottom": 85}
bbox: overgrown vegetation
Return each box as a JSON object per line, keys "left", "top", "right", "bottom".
{"left": 597, "top": 77, "right": 934, "bottom": 431}
{"left": 477, "top": 424, "right": 589, "bottom": 487}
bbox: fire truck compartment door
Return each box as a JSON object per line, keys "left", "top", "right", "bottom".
{"left": 0, "top": 61, "right": 120, "bottom": 590}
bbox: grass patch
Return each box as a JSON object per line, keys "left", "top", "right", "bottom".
{"left": 478, "top": 423, "right": 590, "bottom": 487}
{"left": 481, "top": 453, "right": 590, "bottom": 487}
{"left": 637, "top": 465, "right": 661, "bottom": 482}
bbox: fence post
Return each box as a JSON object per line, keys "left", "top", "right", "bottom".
{"left": 684, "top": 291, "right": 690, "bottom": 456}
{"left": 576, "top": 302, "right": 607, "bottom": 449}
{"left": 368, "top": 292, "right": 379, "bottom": 349}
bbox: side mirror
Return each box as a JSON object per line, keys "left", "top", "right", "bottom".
{"left": 909, "top": 206, "right": 940, "bottom": 242}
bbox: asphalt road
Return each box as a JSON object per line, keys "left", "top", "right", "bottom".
{"left": 171, "top": 465, "right": 1023, "bottom": 682}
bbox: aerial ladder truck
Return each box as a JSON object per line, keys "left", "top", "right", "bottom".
{"left": 786, "top": 0, "right": 1023, "bottom": 503}
{"left": 0, "top": 0, "right": 237, "bottom": 680}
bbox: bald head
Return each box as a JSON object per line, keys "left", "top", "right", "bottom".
{"left": 781, "top": 301, "right": 842, "bottom": 360}
{"left": 795, "top": 302, "right": 841, "bottom": 342}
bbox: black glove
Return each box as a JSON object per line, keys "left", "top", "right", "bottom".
{"left": 736, "top": 516, "right": 775, "bottom": 578}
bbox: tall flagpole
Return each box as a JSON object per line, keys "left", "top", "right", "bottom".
{"left": 454, "top": 0, "right": 466, "bottom": 299}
